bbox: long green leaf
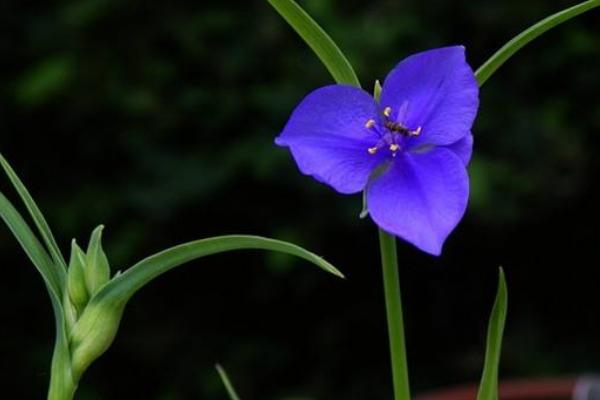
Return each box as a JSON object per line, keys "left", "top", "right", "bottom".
{"left": 476, "top": 268, "right": 508, "bottom": 400}
{"left": 476, "top": 0, "right": 600, "bottom": 86}
{"left": 0, "top": 188, "right": 70, "bottom": 399}
{"left": 0, "top": 190, "right": 62, "bottom": 297}
{"left": 0, "top": 157, "right": 71, "bottom": 398}
{"left": 216, "top": 364, "right": 242, "bottom": 400}
{"left": 267, "top": 0, "right": 360, "bottom": 87}
{"left": 94, "top": 235, "right": 344, "bottom": 304}
{"left": 61, "top": 236, "right": 343, "bottom": 378}
{"left": 0, "top": 153, "right": 67, "bottom": 270}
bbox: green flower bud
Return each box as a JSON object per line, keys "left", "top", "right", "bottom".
{"left": 69, "top": 299, "right": 125, "bottom": 380}
{"left": 84, "top": 225, "right": 111, "bottom": 295}
{"left": 63, "top": 292, "right": 78, "bottom": 333}
{"left": 66, "top": 240, "right": 89, "bottom": 315}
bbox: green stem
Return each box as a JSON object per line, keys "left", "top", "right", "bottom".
{"left": 47, "top": 376, "right": 76, "bottom": 400}
{"left": 378, "top": 229, "right": 410, "bottom": 400}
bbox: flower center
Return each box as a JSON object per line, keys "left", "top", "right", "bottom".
{"left": 364, "top": 105, "right": 422, "bottom": 157}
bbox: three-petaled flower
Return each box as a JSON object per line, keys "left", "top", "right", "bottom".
{"left": 275, "top": 46, "right": 479, "bottom": 255}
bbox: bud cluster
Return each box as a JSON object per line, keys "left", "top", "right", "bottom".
{"left": 64, "top": 225, "right": 110, "bottom": 326}
{"left": 63, "top": 225, "right": 123, "bottom": 380}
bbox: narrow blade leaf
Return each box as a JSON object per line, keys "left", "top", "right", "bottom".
{"left": 0, "top": 157, "right": 70, "bottom": 397}
{"left": 267, "top": 0, "right": 360, "bottom": 87}
{"left": 0, "top": 153, "right": 67, "bottom": 269}
{"left": 476, "top": 0, "right": 600, "bottom": 86}
{"left": 216, "top": 364, "right": 242, "bottom": 400}
{"left": 0, "top": 190, "right": 63, "bottom": 297}
{"left": 94, "top": 235, "right": 344, "bottom": 305}
{"left": 476, "top": 268, "right": 508, "bottom": 400}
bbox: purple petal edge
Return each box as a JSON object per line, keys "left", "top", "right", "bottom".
{"left": 276, "top": 85, "right": 384, "bottom": 194}
{"left": 366, "top": 147, "right": 469, "bottom": 255}
{"left": 381, "top": 46, "right": 479, "bottom": 147}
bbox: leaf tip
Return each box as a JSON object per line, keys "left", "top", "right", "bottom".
{"left": 497, "top": 266, "right": 507, "bottom": 291}
{"left": 320, "top": 258, "right": 345, "bottom": 279}
{"left": 333, "top": 268, "right": 346, "bottom": 279}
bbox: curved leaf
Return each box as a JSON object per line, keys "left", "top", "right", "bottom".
{"left": 267, "top": 0, "right": 360, "bottom": 87}
{"left": 94, "top": 235, "right": 344, "bottom": 305}
{"left": 0, "top": 190, "right": 63, "bottom": 297}
{"left": 0, "top": 153, "right": 67, "bottom": 270}
{"left": 476, "top": 0, "right": 600, "bottom": 86}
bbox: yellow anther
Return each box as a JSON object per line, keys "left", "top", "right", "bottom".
{"left": 383, "top": 107, "right": 392, "bottom": 117}
{"left": 367, "top": 146, "right": 378, "bottom": 155}
{"left": 389, "top": 143, "right": 400, "bottom": 152}
{"left": 365, "top": 119, "right": 376, "bottom": 129}
{"left": 411, "top": 126, "right": 422, "bottom": 136}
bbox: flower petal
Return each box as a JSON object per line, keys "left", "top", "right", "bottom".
{"left": 366, "top": 147, "right": 469, "bottom": 255}
{"left": 445, "top": 132, "right": 473, "bottom": 165}
{"left": 276, "top": 85, "right": 384, "bottom": 194}
{"left": 380, "top": 46, "right": 479, "bottom": 146}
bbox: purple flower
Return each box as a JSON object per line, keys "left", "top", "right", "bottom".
{"left": 275, "top": 46, "right": 479, "bottom": 255}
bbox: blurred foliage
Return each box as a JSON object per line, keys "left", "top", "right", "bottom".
{"left": 0, "top": 0, "right": 599, "bottom": 399}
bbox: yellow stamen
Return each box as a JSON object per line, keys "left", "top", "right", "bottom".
{"left": 364, "top": 119, "right": 376, "bottom": 129}
{"left": 383, "top": 107, "right": 392, "bottom": 117}
{"left": 389, "top": 143, "right": 399, "bottom": 152}
{"left": 411, "top": 126, "right": 422, "bottom": 136}
{"left": 368, "top": 146, "right": 378, "bottom": 155}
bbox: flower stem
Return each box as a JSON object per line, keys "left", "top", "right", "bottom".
{"left": 378, "top": 229, "right": 410, "bottom": 400}
{"left": 47, "top": 370, "right": 76, "bottom": 400}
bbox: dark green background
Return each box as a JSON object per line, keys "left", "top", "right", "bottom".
{"left": 1, "top": 0, "right": 599, "bottom": 399}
